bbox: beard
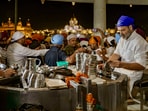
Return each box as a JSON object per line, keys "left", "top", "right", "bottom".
{"left": 121, "top": 29, "right": 132, "bottom": 40}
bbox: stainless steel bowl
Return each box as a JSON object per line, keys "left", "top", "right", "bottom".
{"left": 0, "top": 63, "right": 7, "bottom": 70}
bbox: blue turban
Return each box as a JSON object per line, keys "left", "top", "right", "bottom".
{"left": 117, "top": 15, "right": 134, "bottom": 27}
{"left": 51, "top": 34, "right": 64, "bottom": 45}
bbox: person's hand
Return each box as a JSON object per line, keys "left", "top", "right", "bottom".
{"left": 76, "top": 47, "right": 87, "bottom": 53}
{"left": 3, "top": 68, "right": 16, "bottom": 78}
{"left": 108, "top": 60, "right": 121, "bottom": 68}
{"left": 96, "top": 50, "right": 102, "bottom": 56}
{"left": 97, "top": 64, "right": 104, "bottom": 70}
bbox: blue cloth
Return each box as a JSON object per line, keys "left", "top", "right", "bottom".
{"left": 117, "top": 15, "right": 134, "bottom": 27}
{"left": 44, "top": 46, "right": 67, "bottom": 66}
{"left": 51, "top": 34, "right": 64, "bottom": 45}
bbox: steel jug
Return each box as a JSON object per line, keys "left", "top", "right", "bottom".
{"left": 34, "top": 74, "right": 45, "bottom": 88}
{"left": 24, "top": 58, "right": 41, "bottom": 72}
{"left": 28, "top": 73, "right": 45, "bottom": 88}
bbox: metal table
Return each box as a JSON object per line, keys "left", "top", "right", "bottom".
{"left": 0, "top": 73, "right": 127, "bottom": 111}
{"left": 94, "top": 73, "right": 128, "bottom": 111}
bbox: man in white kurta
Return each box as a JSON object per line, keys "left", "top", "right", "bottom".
{"left": 108, "top": 15, "right": 148, "bottom": 98}
{"left": 7, "top": 31, "right": 48, "bottom": 68}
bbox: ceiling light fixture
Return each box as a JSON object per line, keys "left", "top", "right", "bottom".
{"left": 72, "top": 2, "right": 75, "bottom": 6}
{"left": 41, "top": 0, "right": 45, "bottom": 4}
{"left": 129, "top": 4, "right": 132, "bottom": 7}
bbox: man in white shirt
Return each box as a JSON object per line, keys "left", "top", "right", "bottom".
{"left": 7, "top": 31, "right": 48, "bottom": 68}
{"left": 108, "top": 15, "right": 148, "bottom": 98}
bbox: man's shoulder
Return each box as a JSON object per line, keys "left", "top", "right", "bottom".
{"left": 7, "top": 42, "right": 24, "bottom": 50}
{"left": 64, "top": 45, "right": 74, "bottom": 50}
{"left": 64, "top": 45, "right": 73, "bottom": 48}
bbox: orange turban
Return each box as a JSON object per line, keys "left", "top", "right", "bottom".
{"left": 89, "top": 36, "right": 101, "bottom": 46}
{"left": 31, "top": 34, "right": 45, "bottom": 41}
{"left": 25, "top": 38, "right": 32, "bottom": 46}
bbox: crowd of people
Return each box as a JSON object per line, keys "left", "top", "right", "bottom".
{"left": 0, "top": 15, "right": 148, "bottom": 101}
{"left": 0, "top": 27, "right": 116, "bottom": 76}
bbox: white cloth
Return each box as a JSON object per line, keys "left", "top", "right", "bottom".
{"left": 67, "top": 34, "right": 77, "bottom": 40}
{"left": 114, "top": 31, "right": 148, "bottom": 97}
{"left": 106, "top": 36, "right": 115, "bottom": 45}
{"left": 80, "top": 41, "right": 88, "bottom": 47}
{"left": 114, "top": 68, "right": 143, "bottom": 97}
{"left": 7, "top": 42, "right": 48, "bottom": 67}
{"left": 11, "top": 31, "right": 24, "bottom": 42}
{"left": 106, "top": 47, "right": 115, "bottom": 57}
{"left": 0, "top": 47, "right": 7, "bottom": 64}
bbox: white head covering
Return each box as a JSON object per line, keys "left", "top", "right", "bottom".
{"left": 106, "top": 36, "right": 115, "bottom": 45}
{"left": 11, "top": 31, "right": 25, "bottom": 42}
{"left": 67, "top": 34, "right": 77, "bottom": 40}
{"left": 80, "top": 40, "right": 88, "bottom": 47}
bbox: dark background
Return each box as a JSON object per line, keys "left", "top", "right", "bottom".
{"left": 0, "top": 0, "right": 148, "bottom": 34}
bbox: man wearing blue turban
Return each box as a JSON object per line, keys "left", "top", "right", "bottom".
{"left": 44, "top": 34, "right": 86, "bottom": 66}
{"left": 117, "top": 15, "right": 134, "bottom": 27}
{"left": 107, "top": 15, "right": 148, "bottom": 99}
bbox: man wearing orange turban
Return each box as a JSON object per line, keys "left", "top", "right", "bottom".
{"left": 89, "top": 36, "right": 101, "bottom": 44}
{"left": 88, "top": 36, "right": 106, "bottom": 63}
{"left": 89, "top": 36, "right": 101, "bottom": 50}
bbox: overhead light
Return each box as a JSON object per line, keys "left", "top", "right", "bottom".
{"left": 72, "top": 2, "right": 75, "bottom": 6}
{"left": 41, "top": 0, "right": 45, "bottom": 4}
{"left": 129, "top": 4, "right": 132, "bottom": 7}
{"left": 8, "top": 0, "right": 11, "bottom": 1}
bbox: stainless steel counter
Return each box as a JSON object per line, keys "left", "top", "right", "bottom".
{"left": 0, "top": 86, "right": 76, "bottom": 111}
{"left": 95, "top": 74, "right": 128, "bottom": 111}
{"left": 0, "top": 73, "right": 127, "bottom": 111}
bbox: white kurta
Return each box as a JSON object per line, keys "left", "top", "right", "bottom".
{"left": 113, "top": 31, "right": 148, "bottom": 97}
{"left": 7, "top": 42, "right": 48, "bottom": 67}
{"left": 106, "top": 47, "right": 115, "bottom": 57}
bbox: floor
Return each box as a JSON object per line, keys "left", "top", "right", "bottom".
{"left": 128, "top": 104, "right": 148, "bottom": 111}
{"left": 127, "top": 98, "right": 148, "bottom": 111}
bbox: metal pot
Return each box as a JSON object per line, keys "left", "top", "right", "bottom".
{"left": 0, "top": 63, "right": 7, "bottom": 70}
